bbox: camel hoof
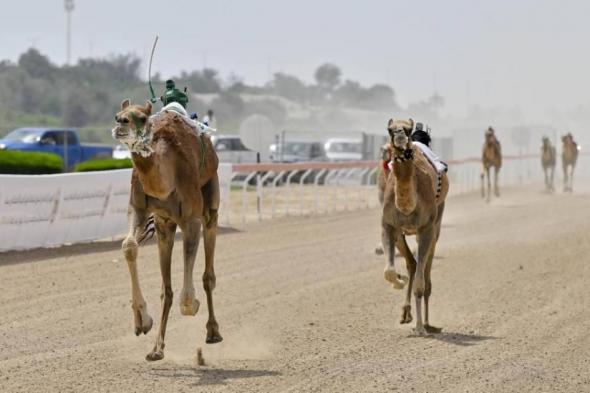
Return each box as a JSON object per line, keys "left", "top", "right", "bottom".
{"left": 400, "top": 305, "right": 412, "bottom": 324}
{"left": 412, "top": 326, "right": 427, "bottom": 336}
{"left": 180, "top": 298, "right": 200, "bottom": 316}
{"left": 142, "top": 315, "right": 153, "bottom": 335}
{"left": 424, "top": 324, "right": 442, "bottom": 334}
{"left": 134, "top": 315, "right": 153, "bottom": 336}
{"left": 374, "top": 246, "right": 384, "bottom": 255}
{"left": 206, "top": 333, "right": 224, "bottom": 344}
{"left": 145, "top": 350, "right": 164, "bottom": 362}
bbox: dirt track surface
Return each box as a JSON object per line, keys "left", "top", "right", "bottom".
{"left": 1, "top": 185, "right": 589, "bottom": 392}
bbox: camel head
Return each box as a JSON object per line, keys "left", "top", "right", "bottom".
{"left": 112, "top": 99, "right": 154, "bottom": 157}
{"left": 485, "top": 127, "right": 496, "bottom": 143}
{"left": 387, "top": 118, "right": 414, "bottom": 151}
{"left": 542, "top": 136, "right": 550, "bottom": 148}
{"left": 562, "top": 132, "right": 575, "bottom": 144}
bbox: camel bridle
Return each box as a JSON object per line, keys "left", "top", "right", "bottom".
{"left": 114, "top": 114, "right": 154, "bottom": 158}
{"left": 390, "top": 129, "right": 414, "bottom": 163}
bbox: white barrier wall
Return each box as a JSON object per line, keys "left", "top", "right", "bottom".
{"left": 0, "top": 164, "right": 233, "bottom": 252}
{"left": 2, "top": 154, "right": 584, "bottom": 252}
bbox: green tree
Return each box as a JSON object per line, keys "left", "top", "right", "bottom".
{"left": 314, "top": 63, "right": 341, "bottom": 92}
{"left": 18, "top": 48, "right": 55, "bottom": 80}
{"left": 270, "top": 72, "right": 308, "bottom": 102}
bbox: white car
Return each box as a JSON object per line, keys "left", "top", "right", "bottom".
{"left": 211, "top": 135, "right": 258, "bottom": 163}
{"left": 324, "top": 138, "right": 362, "bottom": 161}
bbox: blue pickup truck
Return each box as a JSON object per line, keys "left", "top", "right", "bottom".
{"left": 0, "top": 128, "right": 113, "bottom": 170}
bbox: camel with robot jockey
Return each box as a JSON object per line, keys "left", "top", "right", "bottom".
{"left": 561, "top": 132, "right": 579, "bottom": 193}
{"left": 112, "top": 95, "right": 223, "bottom": 362}
{"left": 481, "top": 127, "right": 502, "bottom": 202}
{"left": 381, "top": 118, "right": 449, "bottom": 335}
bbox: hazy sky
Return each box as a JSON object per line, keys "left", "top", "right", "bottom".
{"left": 1, "top": 0, "right": 589, "bottom": 119}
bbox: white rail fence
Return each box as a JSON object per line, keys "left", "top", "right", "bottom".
{"left": 0, "top": 153, "right": 573, "bottom": 252}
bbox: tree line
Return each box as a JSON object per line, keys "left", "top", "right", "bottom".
{"left": 0, "top": 48, "right": 442, "bottom": 136}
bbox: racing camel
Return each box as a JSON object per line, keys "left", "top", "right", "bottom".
{"left": 561, "top": 133, "right": 579, "bottom": 193}
{"left": 112, "top": 99, "right": 223, "bottom": 361}
{"left": 381, "top": 118, "right": 449, "bottom": 335}
{"left": 481, "top": 127, "right": 502, "bottom": 202}
{"left": 540, "top": 136, "right": 556, "bottom": 192}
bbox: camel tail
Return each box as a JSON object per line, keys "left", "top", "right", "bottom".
{"left": 138, "top": 215, "right": 156, "bottom": 245}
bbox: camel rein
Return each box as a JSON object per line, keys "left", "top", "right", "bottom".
{"left": 393, "top": 145, "right": 414, "bottom": 163}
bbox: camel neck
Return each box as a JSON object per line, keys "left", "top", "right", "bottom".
{"left": 132, "top": 153, "right": 155, "bottom": 174}
{"left": 393, "top": 158, "right": 417, "bottom": 214}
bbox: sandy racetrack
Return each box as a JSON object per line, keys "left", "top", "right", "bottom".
{"left": 1, "top": 185, "right": 589, "bottom": 392}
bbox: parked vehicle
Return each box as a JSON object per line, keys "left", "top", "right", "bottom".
{"left": 0, "top": 128, "right": 113, "bottom": 170}
{"left": 269, "top": 140, "right": 327, "bottom": 163}
{"left": 324, "top": 138, "right": 362, "bottom": 161}
{"left": 211, "top": 135, "right": 258, "bottom": 163}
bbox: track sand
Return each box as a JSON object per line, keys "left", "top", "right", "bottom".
{"left": 1, "top": 185, "right": 589, "bottom": 392}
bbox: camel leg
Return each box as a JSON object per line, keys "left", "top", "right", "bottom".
{"left": 480, "top": 170, "right": 485, "bottom": 199}
{"left": 383, "top": 223, "right": 408, "bottom": 289}
{"left": 569, "top": 165, "right": 575, "bottom": 192}
{"left": 396, "top": 235, "right": 415, "bottom": 324}
{"left": 550, "top": 166, "right": 555, "bottom": 191}
{"left": 423, "top": 251, "right": 442, "bottom": 334}
{"left": 494, "top": 166, "right": 500, "bottom": 197}
{"left": 543, "top": 167, "right": 549, "bottom": 190}
{"left": 375, "top": 194, "right": 385, "bottom": 255}
{"left": 563, "top": 163, "right": 568, "bottom": 192}
{"left": 413, "top": 225, "right": 435, "bottom": 335}
{"left": 179, "top": 218, "right": 202, "bottom": 316}
{"left": 486, "top": 167, "right": 491, "bottom": 203}
{"left": 122, "top": 206, "right": 153, "bottom": 336}
{"left": 202, "top": 177, "right": 223, "bottom": 344}
{"left": 425, "top": 202, "right": 444, "bottom": 333}
{"left": 146, "top": 218, "right": 177, "bottom": 362}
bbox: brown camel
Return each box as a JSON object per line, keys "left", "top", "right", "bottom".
{"left": 381, "top": 118, "right": 449, "bottom": 335}
{"left": 540, "top": 136, "right": 556, "bottom": 192}
{"left": 112, "top": 99, "right": 223, "bottom": 361}
{"left": 375, "top": 142, "right": 393, "bottom": 255}
{"left": 481, "top": 127, "right": 502, "bottom": 202}
{"left": 561, "top": 133, "right": 579, "bottom": 193}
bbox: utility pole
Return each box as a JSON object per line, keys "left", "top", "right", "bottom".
{"left": 64, "top": 0, "right": 75, "bottom": 65}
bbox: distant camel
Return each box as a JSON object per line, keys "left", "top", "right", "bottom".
{"left": 540, "top": 136, "right": 556, "bottom": 192}
{"left": 112, "top": 99, "right": 223, "bottom": 361}
{"left": 561, "top": 133, "right": 579, "bottom": 193}
{"left": 375, "top": 142, "right": 393, "bottom": 255}
{"left": 382, "top": 118, "right": 449, "bottom": 335}
{"left": 481, "top": 127, "right": 502, "bottom": 202}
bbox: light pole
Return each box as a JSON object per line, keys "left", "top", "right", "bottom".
{"left": 64, "top": 0, "right": 74, "bottom": 65}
